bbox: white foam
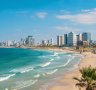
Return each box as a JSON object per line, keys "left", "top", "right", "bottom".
{"left": 51, "top": 52, "right": 58, "bottom": 57}
{"left": 0, "top": 74, "right": 15, "bottom": 82}
{"left": 41, "top": 62, "right": 51, "bottom": 67}
{"left": 58, "top": 58, "right": 72, "bottom": 68}
{"left": 5, "top": 88, "right": 17, "bottom": 90}
{"left": 38, "top": 55, "right": 46, "bottom": 58}
{"left": 42, "top": 73, "right": 47, "bottom": 76}
{"left": 46, "top": 69, "right": 58, "bottom": 75}
{"left": 39, "top": 52, "right": 59, "bottom": 59}
{"left": 67, "top": 54, "right": 72, "bottom": 57}
{"left": 54, "top": 52, "right": 58, "bottom": 56}
{"left": 5, "top": 88, "right": 9, "bottom": 90}
{"left": 10, "top": 66, "right": 33, "bottom": 74}
{"left": 13, "top": 80, "right": 38, "bottom": 90}
{"left": 50, "top": 59, "right": 54, "bottom": 61}
{"left": 34, "top": 74, "right": 40, "bottom": 78}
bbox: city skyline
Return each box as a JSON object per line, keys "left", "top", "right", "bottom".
{"left": 0, "top": 31, "right": 92, "bottom": 47}
{"left": 0, "top": 0, "right": 96, "bottom": 42}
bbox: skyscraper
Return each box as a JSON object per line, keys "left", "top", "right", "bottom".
{"left": 6, "top": 41, "right": 12, "bottom": 47}
{"left": 50, "top": 38, "right": 54, "bottom": 45}
{"left": 57, "top": 36, "right": 61, "bottom": 46}
{"left": 82, "top": 32, "right": 91, "bottom": 43}
{"left": 77, "top": 34, "right": 83, "bottom": 46}
{"left": 60, "top": 36, "right": 64, "bottom": 46}
{"left": 26, "top": 36, "right": 35, "bottom": 46}
{"left": 77, "top": 34, "right": 82, "bottom": 41}
{"left": 68, "top": 32, "right": 77, "bottom": 46}
{"left": 57, "top": 35, "right": 64, "bottom": 46}
{"left": 20, "top": 38, "right": 26, "bottom": 46}
{"left": 41, "top": 40, "right": 47, "bottom": 46}
{"left": 64, "top": 34, "right": 67, "bottom": 45}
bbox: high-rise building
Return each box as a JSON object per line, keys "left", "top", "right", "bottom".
{"left": 6, "top": 41, "right": 12, "bottom": 46}
{"left": 57, "top": 36, "right": 61, "bottom": 46}
{"left": 20, "top": 38, "right": 26, "bottom": 45}
{"left": 77, "top": 34, "right": 82, "bottom": 41}
{"left": 82, "top": 32, "right": 91, "bottom": 43}
{"left": 41, "top": 40, "right": 47, "bottom": 46}
{"left": 57, "top": 35, "right": 64, "bottom": 46}
{"left": 50, "top": 38, "right": 54, "bottom": 45}
{"left": 77, "top": 34, "right": 83, "bottom": 46}
{"left": 60, "top": 36, "right": 64, "bottom": 46}
{"left": 41, "top": 39, "right": 53, "bottom": 46}
{"left": 64, "top": 34, "right": 67, "bottom": 45}
{"left": 26, "top": 36, "right": 35, "bottom": 46}
{"left": 68, "top": 32, "right": 77, "bottom": 46}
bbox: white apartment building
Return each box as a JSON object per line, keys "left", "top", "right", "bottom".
{"left": 68, "top": 32, "right": 77, "bottom": 46}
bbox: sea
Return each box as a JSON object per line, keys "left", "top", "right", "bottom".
{"left": 0, "top": 48, "right": 82, "bottom": 90}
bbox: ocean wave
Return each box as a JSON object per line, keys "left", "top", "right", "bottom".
{"left": 52, "top": 52, "right": 61, "bottom": 59}
{"left": 46, "top": 69, "right": 58, "bottom": 75}
{"left": 0, "top": 74, "right": 15, "bottom": 82}
{"left": 42, "top": 73, "right": 47, "bottom": 76}
{"left": 58, "top": 55, "right": 76, "bottom": 68}
{"left": 10, "top": 66, "right": 33, "bottom": 74}
{"left": 67, "top": 54, "right": 72, "bottom": 57}
{"left": 38, "top": 55, "right": 46, "bottom": 58}
{"left": 13, "top": 80, "right": 38, "bottom": 90}
{"left": 54, "top": 52, "right": 58, "bottom": 56}
{"left": 34, "top": 74, "right": 40, "bottom": 78}
{"left": 50, "top": 58, "right": 54, "bottom": 61}
{"left": 58, "top": 58, "right": 72, "bottom": 68}
{"left": 51, "top": 52, "right": 58, "bottom": 57}
{"left": 42, "top": 69, "right": 58, "bottom": 76}
{"left": 39, "top": 52, "right": 58, "bottom": 58}
{"left": 41, "top": 62, "right": 51, "bottom": 67}
{"left": 4, "top": 88, "right": 9, "bottom": 90}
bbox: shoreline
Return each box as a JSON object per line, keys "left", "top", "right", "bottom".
{"left": 47, "top": 52, "right": 96, "bottom": 90}
{"left": 34, "top": 47, "right": 82, "bottom": 90}
{"left": 1, "top": 47, "right": 94, "bottom": 90}
{"left": 0, "top": 47, "right": 94, "bottom": 90}
{"left": 31, "top": 47, "right": 80, "bottom": 54}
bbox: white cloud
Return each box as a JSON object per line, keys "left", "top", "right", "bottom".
{"left": 81, "top": 9, "right": 90, "bottom": 13}
{"left": 56, "top": 8, "right": 96, "bottom": 24}
{"left": 36, "top": 12, "right": 47, "bottom": 19}
{"left": 54, "top": 26, "right": 80, "bottom": 32}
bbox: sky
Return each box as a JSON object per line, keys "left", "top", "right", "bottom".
{"left": 0, "top": 0, "right": 96, "bottom": 43}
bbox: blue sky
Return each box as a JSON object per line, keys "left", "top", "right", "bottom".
{"left": 0, "top": 0, "right": 96, "bottom": 43}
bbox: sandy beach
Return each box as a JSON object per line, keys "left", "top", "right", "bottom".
{"left": 48, "top": 52, "right": 96, "bottom": 90}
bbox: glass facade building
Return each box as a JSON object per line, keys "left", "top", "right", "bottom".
{"left": 82, "top": 32, "right": 91, "bottom": 43}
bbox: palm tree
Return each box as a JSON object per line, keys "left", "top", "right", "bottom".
{"left": 73, "top": 66, "right": 96, "bottom": 90}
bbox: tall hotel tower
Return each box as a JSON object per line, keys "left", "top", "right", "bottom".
{"left": 82, "top": 32, "right": 91, "bottom": 43}
{"left": 64, "top": 34, "right": 67, "bottom": 45}
{"left": 68, "top": 32, "right": 77, "bottom": 46}
{"left": 57, "top": 35, "right": 64, "bottom": 46}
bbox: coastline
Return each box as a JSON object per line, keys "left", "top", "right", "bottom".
{"left": 32, "top": 47, "right": 82, "bottom": 90}
{"left": 1, "top": 47, "right": 94, "bottom": 90}
{"left": 47, "top": 52, "right": 96, "bottom": 90}
{"left": 0, "top": 47, "right": 81, "bottom": 90}
{"left": 31, "top": 47, "right": 80, "bottom": 54}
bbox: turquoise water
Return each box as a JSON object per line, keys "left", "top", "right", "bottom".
{"left": 0, "top": 48, "right": 81, "bottom": 90}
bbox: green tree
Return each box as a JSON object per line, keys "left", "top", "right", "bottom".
{"left": 73, "top": 66, "right": 96, "bottom": 90}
